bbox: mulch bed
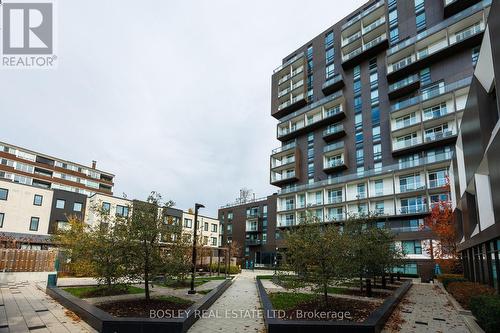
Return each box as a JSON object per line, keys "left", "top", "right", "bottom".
{"left": 282, "top": 296, "right": 379, "bottom": 322}
{"left": 97, "top": 299, "right": 193, "bottom": 318}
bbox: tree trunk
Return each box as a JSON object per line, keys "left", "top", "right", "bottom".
{"left": 323, "top": 282, "right": 328, "bottom": 305}
{"left": 106, "top": 276, "right": 111, "bottom": 289}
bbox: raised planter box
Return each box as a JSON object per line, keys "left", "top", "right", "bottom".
{"left": 256, "top": 277, "right": 412, "bottom": 333}
{"left": 46, "top": 278, "right": 233, "bottom": 333}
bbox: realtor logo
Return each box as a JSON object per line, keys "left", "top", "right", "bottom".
{"left": 1, "top": 1, "right": 57, "bottom": 68}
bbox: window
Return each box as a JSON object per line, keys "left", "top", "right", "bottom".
{"left": 33, "top": 195, "right": 43, "bottom": 206}
{"left": 402, "top": 240, "right": 422, "bottom": 254}
{"left": 325, "top": 31, "right": 334, "bottom": 48}
{"left": 356, "top": 132, "right": 364, "bottom": 144}
{"left": 55, "top": 199, "right": 65, "bottom": 209}
{"left": 371, "top": 89, "right": 379, "bottom": 105}
{"left": 416, "top": 12, "right": 426, "bottom": 32}
{"left": 375, "top": 201, "right": 384, "bottom": 214}
{"left": 375, "top": 180, "right": 384, "bottom": 196}
{"left": 390, "top": 27, "right": 399, "bottom": 44}
{"left": 116, "top": 205, "right": 129, "bottom": 217}
{"left": 373, "top": 126, "right": 381, "bottom": 141}
{"left": 356, "top": 148, "right": 364, "bottom": 165}
{"left": 211, "top": 224, "right": 218, "bottom": 232}
{"left": 371, "top": 107, "right": 380, "bottom": 124}
{"left": 325, "top": 64, "right": 335, "bottom": 78}
{"left": 420, "top": 68, "right": 431, "bottom": 85}
{"left": 306, "top": 45, "right": 313, "bottom": 59}
{"left": 357, "top": 183, "right": 366, "bottom": 198}
{"left": 102, "top": 202, "right": 111, "bottom": 214}
{"left": 211, "top": 237, "right": 218, "bottom": 246}
{"left": 374, "top": 162, "right": 382, "bottom": 172}
{"left": 355, "top": 113, "right": 363, "bottom": 129}
{"left": 30, "top": 217, "right": 39, "bottom": 231}
{"left": 373, "top": 144, "right": 382, "bottom": 161}
{"left": 183, "top": 218, "right": 193, "bottom": 228}
{"left": 73, "top": 202, "right": 83, "bottom": 212}
{"left": 204, "top": 222, "right": 209, "bottom": 231}
{"left": 0, "top": 213, "right": 4, "bottom": 228}
{"left": 0, "top": 188, "right": 8, "bottom": 200}
{"left": 57, "top": 220, "right": 69, "bottom": 231}
{"left": 325, "top": 48, "right": 334, "bottom": 63}
{"left": 388, "top": 9, "right": 398, "bottom": 26}
{"left": 472, "top": 46, "right": 480, "bottom": 66}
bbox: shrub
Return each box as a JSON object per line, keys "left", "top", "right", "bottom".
{"left": 205, "top": 263, "right": 240, "bottom": 274}
{"left": 436, "top": 274, "right": 463, "bottom": 282}
{"left": 442, "top": 277, "right": 467, "bottom": 289}
{"left": 470, "top": 295, "right": 500, "bottom": 333}
{"left": 447, "top": 282, "right": 495, "bottom": 309}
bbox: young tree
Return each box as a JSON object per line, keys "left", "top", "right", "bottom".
{"left": 160, "top": 224, "right": 192, "bottom": 283}
{"left": 278, "top": 214, "right": 350, "bottom": 304}
{"left": 423, "top": 187, "right": 461, "bottom": 273}
{"left": 128, "top": 192, "right": 175, "bottom": 301}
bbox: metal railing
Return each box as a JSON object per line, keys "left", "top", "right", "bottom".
{"left": 323, "top": 124, "right": 344, "bottom": 137}
{"left": 322, "top": 74, "right": 343, "bottom": 90}
{"left": 278, "top": 151, "right": 453, "bottom": 195}
{"left": 389, "top": 74, "right": 419, "bottom": 93}
{"left": 271, "top": 141, "right": 296, "bottom": 155}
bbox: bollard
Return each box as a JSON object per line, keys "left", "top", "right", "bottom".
{"left": 382, "top": 274, "right": 387, "bottom": 289}
{"left": 366, "top": 278, "right": 372, "bottom": 297}
{"left": 397, "top": 272, "right": 401, "bottom": 281}
{"left": 390, "top": 273, "right": 394, "bottom": 284}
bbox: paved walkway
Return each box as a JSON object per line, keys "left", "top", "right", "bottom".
{"left": 188, "top": 270, "right": 265, "bottom": 333}
{"left": 383, "top": 282, "right": 470, "bottom": 333}
{"left": 0, "top": 281, "right": 96, "bottom": 333}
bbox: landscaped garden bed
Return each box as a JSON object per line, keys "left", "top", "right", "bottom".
{"left": 62, "top": 285, "right": 144, "bottom": 298}
{"left": 96, "top": 295, "right": 194, "bottom": 317}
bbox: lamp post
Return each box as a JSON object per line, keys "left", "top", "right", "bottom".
{"left": 226, "top": 239, "right": 232, "bottom": 278}
{"left": 274, "top": 247, "right": 278, "bottom": 275}
{"left": 188, "top": 203, "right": 205, "bottom": 294}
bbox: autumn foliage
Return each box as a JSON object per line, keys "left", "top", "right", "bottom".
{"left": 423, "top": 177, "right": 462, "bottom": 273}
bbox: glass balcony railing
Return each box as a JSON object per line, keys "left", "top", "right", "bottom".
{"left": 429, "top": 178, "right": 448, "bottom": 189}
{"left": 324, "top": 141, "right": 345, "bottom": 153}
{"left": 362, "top": 16, "right": 386, "bottom": 35}
{"left": 387, "top": 1, "right": 490, "bottom": 56}
{"left": 400, "top": 204, "right": 428, "bottom": 214}
{"left": 399, "top": 183, "right": 426, "bottom": 193}
{"left": 325, "top": 159, "right": 344, "bottom": 169}
{"left": 274, "top": 53, "right": 304, "bottom": 74}
{"left": 271, "top": 171, "right": 296, "bottom": 183}
{"left": 389, "top": 74, "right": 419, "bottom": 93}
{"left": 342, "top": 34, "right": 387, "bottom": 62}
{"left": 271, "top": 141, "right": 296, "bottom": 155}
{"left": 272, "top": 156, "right": 295, "bottom": 168}
{"left": 393, "top": 137, "right": 422, "bottom": 150}
{"left": 245, "top": 239, "right": 261, "bottom": 245}
{"left": 424, "top": 130, "right": 456, "bottom": 143}
{"left": 278, "top": 151, "right": 453, "bottom": 195}
{"left": 342, "top": 31, "right": 362, "bottom": 47}
{"left": 327, "top": 197, "right": 343, "bottom": 204}
{"left": 393, "top": 117, "right": 419, "bottom": 131}
{"left": 391, "top": 77, "right": 471, "bottom": 113}
{"left": 341, "top": 0, "right": 385, "bottom": 30}
{"left": 323, "top": 124, "right": 344, "bottom": 137}
{"left": 327, "top": 214, "right": 345, "bottom": 221}
{"left": 322, "top": 74, "right": 343, "bottom": 90}
{"left": 278, "top": 93, "right": 305, "bottom": 111}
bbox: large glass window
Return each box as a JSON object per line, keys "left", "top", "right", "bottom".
{"left": 102, "top": 202, "right": 111, "bottom": 214}
{"left": 325, "top": 31, "right": 334, "bottom": 48}
{"left": 0, "top": 213, "right": 4, "bottom": 228}
{"left": 373, "top": 144, "right": 382, "bottom": 161}
{"left": 73, "top": 202, "right": 83, "bottom": 212}
{"left": 116, "top": 205, "right": 129, "bottom": 217}
{"left": 402, "top": 240, "right": 422, "bottom": 254}
{"left": 325, "top": 48, "right": 334, "bottom": 63}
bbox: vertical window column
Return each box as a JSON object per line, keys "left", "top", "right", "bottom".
{"left": 307, "top": 44, "right": 314, "bottom": 102}
{"left": 388, "top": 0, "right": 399, "bottom": 44}
{"left": 353, "top": 65, "right": 364, "bottom": 175}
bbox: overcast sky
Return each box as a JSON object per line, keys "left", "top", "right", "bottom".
{"left": 1, "top": 0, "right": 366, "bottom": 216}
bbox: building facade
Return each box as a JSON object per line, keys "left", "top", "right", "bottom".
{"left": 219, "top": 195, "right": 278, "bottom": 268}
{"left": 0, "top": 141, "right": 115, "bottom": 196}
{"left": 269, "top": 0, "right": 491, "bottom": 275}
{"left": 451, "top": 0, "right": 500, "bottom": 291}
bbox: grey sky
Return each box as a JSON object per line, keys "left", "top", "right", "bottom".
{"left": 1, "top": 0, "right": 366, "bottom": 216}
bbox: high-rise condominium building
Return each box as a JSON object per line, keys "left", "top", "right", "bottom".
{"left": 269, "top": 0, "right": 491, "bottom": 275}
{"left": 0, "top": 141, "right": 114, "bottom": 196}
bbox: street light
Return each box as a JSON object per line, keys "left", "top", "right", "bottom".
{"left": 226, "top": 239, "right": 232, "bottom": 279}
{"left": 188, "top": 203, "right": 205, "bottom": 294}
{"left": 274, "top": 247, "right": 278, "bottom": 275}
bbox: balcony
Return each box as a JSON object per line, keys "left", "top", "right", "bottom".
{"left": 327, "top": 197, "right": 343, "bottom": 205}
{"left": 429, "top": 178, "right": 448, "bottom": 189}
{"left": 399, "top": 183, "right": 426, "bottom": 193}
{"left": 271, "top": 170, "right": 299, "bottom": 187}
{"left": 271, "top": 155, "right": 296, "bottom": 171}
{"left": 424, "top": 129, "right": 456, "bottom": 144}
{"left": 392, "top": 116, "right": 420, "bottom": 132}
{"left": 392, "top": 127, "right": 457, "bottom": 156}
{"left": 341, "top": 0, "right": 385, "bottom": 32}
{"left": 323, "top": 124, "right": 346, "bottom": 142}
{"left": 323, "top": 158, "right": 347, "bottom": 174}
{"left": 393, "top": 137, "right": 422, "bottom": 151}
{"left": 444, "top": 0, "right": 482, "bottom": 18}
{"left": 277, "top": 151, "right": 453, "bottom": 196}
{"left": 400, "top": 204, "right": 428, "bottom": 215}
{"left": 277, "top": 93, "right": 345, "bottom": 142}
{"left": 322, "top": 73, "right": 345, "bottom": 96}
{"left": 273, "top": 54, "right": 307, "bottom": 118}
{"left": 323, "top": 141, "right": 345, "bottom": 154}
{"left": 386, "top": 1, "right": 489, "bottom": 81}
{"left": 245, "top": 239, "right": 261, "bottom": 246}
{"left": 271, "top": 141, "right": 296, "bottom": 156}
{"left": 388, "top": 74, "right": 420, "bottom": 100}
{"left": 391, "top": 77, "right": 471, "bottom": 114}
{"left": 342, "top": 33, "right": 389, "bottom": 69}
